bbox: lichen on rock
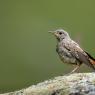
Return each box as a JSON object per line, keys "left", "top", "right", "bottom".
{"left": 1, "top": 73, "right": 95, "bottom": 95}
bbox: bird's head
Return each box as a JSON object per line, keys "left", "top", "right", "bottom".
{"left": 49, "top": 29, "right": 70, "bottom": 41}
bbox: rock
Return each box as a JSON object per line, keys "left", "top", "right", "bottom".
{"left": 1, "top": 73, "right": 95, "bottom": 95}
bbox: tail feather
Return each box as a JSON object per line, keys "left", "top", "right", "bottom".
{"left": 77, "top": 51, "right": 95, "bottom": 70}
{"left": 89, "top": 59, "right": 95, "bottom": 65}
{"left": 85, "top": 51, "right": 95, "bottom": 65}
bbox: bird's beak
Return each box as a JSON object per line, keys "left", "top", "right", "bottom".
{"left": 48, "top": 31, "right": 57, "bottom": 35}
{"left": 48, "top": 31, "right": 58, "bottom": 37}
{"left": 48, "top": 31, "right": 54, "bottom": 34}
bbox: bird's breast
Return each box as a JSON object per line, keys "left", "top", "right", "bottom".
{"left": 56, "top": 45, "right": 78, "bottom": 65}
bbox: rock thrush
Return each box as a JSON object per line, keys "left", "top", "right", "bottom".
{"left": 49, "top": 29, "right": 95, "bottom": 73}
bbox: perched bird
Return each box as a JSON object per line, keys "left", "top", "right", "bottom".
{"left": 49, "top": 29, "right": 95, "bottom": 73}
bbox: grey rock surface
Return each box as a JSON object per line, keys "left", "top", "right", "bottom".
{"left": 1, "top": 73, "right": 95, "bottom": 95}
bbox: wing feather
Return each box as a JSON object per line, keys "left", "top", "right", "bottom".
{"left": 64, "top": 41, "right": 95, "bottom": 70}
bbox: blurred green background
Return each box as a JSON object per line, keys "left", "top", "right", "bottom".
{"left": 0, "top": 0, "right": 95, "bottom": 93}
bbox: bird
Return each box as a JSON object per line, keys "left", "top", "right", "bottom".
{"left": 49, "top": 29, "right": 95, "bottom": 73}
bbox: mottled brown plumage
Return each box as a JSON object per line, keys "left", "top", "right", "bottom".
{"left": 49, "top": 29, "right": 95, "bottom": 73}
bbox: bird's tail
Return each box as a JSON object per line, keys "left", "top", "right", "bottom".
{"left": 89, "top": 58, "right": 95, "bottom": 65}
{"left": 86, "top": 52, "right": 95, "bottom": 65}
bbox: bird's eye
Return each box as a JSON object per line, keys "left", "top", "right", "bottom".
{"left": 59, "top": 32, "right": 62, "bottom": 35}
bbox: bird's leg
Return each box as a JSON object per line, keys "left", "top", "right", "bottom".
{"left": 63, "top": 64, "right": 81, "bottom": 76}
{"left": 70, "top": 64, "right": 81, "bottom": 74}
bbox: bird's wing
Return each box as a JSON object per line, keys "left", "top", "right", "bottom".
{"left": 64, "top": 41, "right": 95, "bottom": 70}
